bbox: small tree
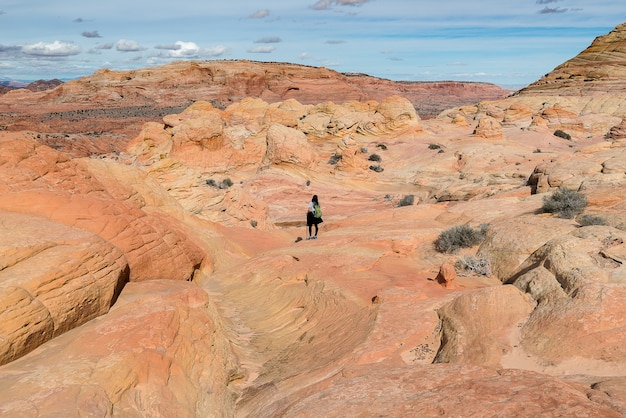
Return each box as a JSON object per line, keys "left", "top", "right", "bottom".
{"left": 542, "top": 188, "right": 587, "bottom": 219}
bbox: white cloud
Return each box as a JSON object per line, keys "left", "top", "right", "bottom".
{"left": 248, "top": 46, "right": 276, "bottom": 53}
{"left": 312, "top": 0, "right": 368, "bottom": 10}
{"left": 82, "top": 30, "right": 102, "bottom": 38}
{"left": 156, "top": 41, "right": 200, "bottom": 58}
{"left": 94, "top": 42, "right": 114, "bottom": 50}
{"left": 311, "top": 0, "right": 333, "bottom": 10}
{"left": 22, "top": 41, "right": 81, "bottom": 56}
{"left": 255, "top": 37, "right": 282, "bottom": 44}
{"left": 249, "top": 9, "right": 270, "bottom": 19}
{"left": 336, "top": 0, "right": 368, "bottom": 5}
{"left": 204, "top": 45, "right": 229, "bottom": 57}
{"left": 116, "top": 39, "right": 145, "bottom": 52}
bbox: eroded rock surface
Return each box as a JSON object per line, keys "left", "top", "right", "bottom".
{"left": 0, "top": 23, "right": 626, "bottom": 417}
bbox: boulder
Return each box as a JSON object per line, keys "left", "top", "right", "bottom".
{"left": 435, "top": 285, "right": 536, "bottom": 367}
{"left": 473, "top": 115, "right": 502, "bottom": 139}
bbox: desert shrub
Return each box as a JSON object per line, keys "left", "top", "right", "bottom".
{"left": 435, "top": 224, "right": 489, "bottom": 254}
{"left": 577, "top": 214, "right": 607, "bottom": 226}
{"left": 428, "top": 143, "right": 441, "bottom": 150}
{"left": 250, "top": 220, "right": 258, "bottom": 228}
{"left": 397, "top": 195, "right": 414, "bottom": 207}
{"left": 376, "top": 143, "right": 388, "bottom": 150}
{"left": 542, "top": 188, "right": 587, "bottom": 219}
{"left": 360, "top": 147, "right": 368, "bottom": 153}
{"left": 533, "top": 148, "right": 542, "bottom": 153}
{"left": 369, "top": 165, "right": 384, "bottom": 172}
{"left": 306, "top": 180, "right": 311, "bottom": 186}
{"left": 206, "top": 178, "right": 233, "bottom": 189}
{"left": 219, "top": 178, "right": 233, "bottom": 189}
{"left": 328, "top": 153, "right": 342, "bottom": 165}
{"left": 455, "top": 255, "right": 491, "bottom": 277}
{"left": 368, "top": 153, "right": 382, "bottom": 162}
{"left": 553, "top": 129, "right": 572, "bottom": 140}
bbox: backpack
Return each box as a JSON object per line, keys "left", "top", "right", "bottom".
{"left": 314, "top": 204, "right": 322, "bottom": 218}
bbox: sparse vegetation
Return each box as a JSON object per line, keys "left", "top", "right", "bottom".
{"left": 369, "top": 165, "right": 384, "bottom": 172}
{"left": 455, "top": 255, "right": 491, "bottom": 277}
{"left": 250, "top": 220, "right": 258, "bottom": 228}
{"left": 435, "top": 224, "right": 489, "bottom": 253}
{"left": 376, "top": 143, "right": 387, "bottom": 150}
{"left": 306, "top": 180, "right": 311, "bottom": 186}
{"left": 328, "top": 153, "right": 342, "bottom": 165}
{"left": 577, "top": 214, "right": 607, "bottom": 226}
{"left": 360, "top": 147, "right": 368, "bottom": 153}
{"left": 428, "top": 143, "right": 441, "bottom": 150}
{"left": 542, "top": 188, "right": 587, "bottom": 219}
{"left": 554, "top": 129, "right": 572, "bottom": 140}
{"left": 368, "top": 153, "right": 382, "bottom": 162}
{"left": 206, "top": 178, "right": 234, "bottom": 189}
{"left": 533, "top": 148, "right": 542, "bottom": 153}
{"left": 397, "top": 194, "right": 414, "bottom": 207}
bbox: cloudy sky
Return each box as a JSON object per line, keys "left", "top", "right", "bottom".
{"left": 0, "top": 0, "right": 624, "bottom": 88}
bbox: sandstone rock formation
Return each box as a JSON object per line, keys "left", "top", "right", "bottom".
{"left": 1, "top": 23, "right": 626, "bottom": 417}
{"left": 0, "top": 60, "right": 509, "bottom": 157}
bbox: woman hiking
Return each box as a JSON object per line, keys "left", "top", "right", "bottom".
{"left": 306, "top": 195, "right": 323, "bottom": 239}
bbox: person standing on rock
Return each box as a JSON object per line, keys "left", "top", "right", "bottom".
{"left": 307, "top": 195, "right": 323, "bottom": 239}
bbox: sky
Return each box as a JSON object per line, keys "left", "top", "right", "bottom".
{"left": 0, "top": 0, "right": 624, "bottom": 88}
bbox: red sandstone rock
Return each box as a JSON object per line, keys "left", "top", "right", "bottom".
{"left": 436, "top": 262, "right": 457, "bottom": 288}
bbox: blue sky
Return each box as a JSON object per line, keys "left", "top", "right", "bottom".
{"left": 0, "top": 0, "right": 624, "bottom": 88}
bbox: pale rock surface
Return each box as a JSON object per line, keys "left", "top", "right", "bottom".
{"left": 473, "top": 115, "right": 503, "bottom": 139}
{"left": 264, "top": 123, "right": 317, "bottom": 168}
{"left": 506, "top": 226, "right": 626, "bottom": 369}
{"left": 435, "top": 285, "right": 536, "bottom": 367}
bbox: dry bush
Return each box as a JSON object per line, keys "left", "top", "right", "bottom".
{"left": 542, "top": 188, "right": 587, "bottom": 219}
{"left": 435, "top": 224, "right": 489, "bottom": 253}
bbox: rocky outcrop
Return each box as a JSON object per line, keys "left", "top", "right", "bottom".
{"left": 0, "top": 61, "right": 509, "bottom": 157}
{"left": 0, "top": 211, "right": 127, "bottom": 365}
{"left": 2, "top": 23, "right": 626, "bottom": 417}
{"left": 517, "top": 23, "right": 626, "bottom": 96}
{"left": 0, "top": 134, "right": 204, "bottom": 283}
{"left": 0, "top": 280, "right": 238, "bottom": 417}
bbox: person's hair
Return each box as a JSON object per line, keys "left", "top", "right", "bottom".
{"left": 312, "top": 195, "right": 319, "bottom": 204}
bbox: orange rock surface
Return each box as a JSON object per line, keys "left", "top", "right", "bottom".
{"left": 1, "top": 22, "right": 626, "bottom": 417}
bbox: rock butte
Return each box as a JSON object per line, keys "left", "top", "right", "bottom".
{"left": 0, "top": 23, "right": 625, "bottom": 417}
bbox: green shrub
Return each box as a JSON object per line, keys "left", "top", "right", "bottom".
{"left": 455, "top": 255, "right": 491, "bottom": 277}
{"left": 368, "top": 153, "right": 382, "bottom": 162}
{"left": 435, "top": 224, "right": 489, "bottom": 253}
{"left": 206, "top": 179, "right": 218, "bottom": 187}
{"left": 428, "top": 143, "right": 441, "bottom": 150}
{"left": 369, "top": 165, "right": 384, "bottom": 172}
{"left": 397, "top": 195, "right": 414, "bottom": 207}
{"left": 577, "top": 214, "right": 606, "bottom": 226}
{"left": 542, "top": 188, "right": 587, "bottom": 219}
{"left": 554, "top": 129, "right": 571, "bottom": 140}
